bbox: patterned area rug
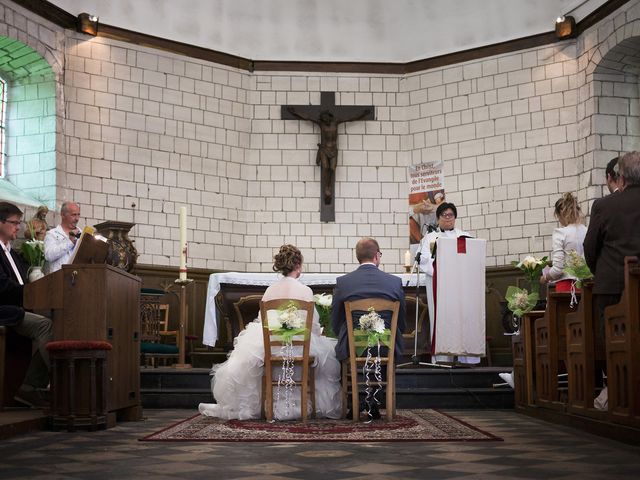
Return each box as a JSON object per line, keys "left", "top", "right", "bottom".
{"left": 140, "top": 409, "right": 502, "bottom": 442}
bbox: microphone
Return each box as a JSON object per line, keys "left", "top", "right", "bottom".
{"left": 426, "top": 223, "right": 438, "bottom": 233}
{"left": 69, "top": 231, "right": 81, "bottom": 239}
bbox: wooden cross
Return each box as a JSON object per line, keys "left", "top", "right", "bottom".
{"left": 282, "top": 92, "right": 375, "bottom": 222}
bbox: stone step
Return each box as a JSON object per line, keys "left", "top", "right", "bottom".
{"left": 140, "top": 366, "right": 514, "bottom": 409}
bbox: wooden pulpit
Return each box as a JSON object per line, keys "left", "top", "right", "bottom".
{"left": 24, "top": 264, "right": 141, "bottom": 419}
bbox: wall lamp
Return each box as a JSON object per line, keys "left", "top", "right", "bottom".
{"left": 555, "top": 15, "right": 576, "bottom": 39}
{"left": 77, "top": 13, "right": 99, "bottom": 36}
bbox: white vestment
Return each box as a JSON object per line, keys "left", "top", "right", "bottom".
{"left": 419, "top": 230, "right": 485, "bottom": 363}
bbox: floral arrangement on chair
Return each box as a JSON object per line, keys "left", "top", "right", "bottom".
{"left": 504, "top": 255, "right": 549, "bottom": 333}
{"left": 356, "top": 307, "right": 390, "bottom": 353}
{"left": 267, "top": 301, "right": 309, "bottom": 419}
{"left": 313, "top": 293, "right": 335, "bottom": 338}
{"left": 355, "top": 307, "right": 391, "bottom": 420}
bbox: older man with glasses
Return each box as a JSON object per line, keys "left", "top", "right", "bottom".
{"left": 44, "top": 201, "right": 81, "bottom": 274}
{"left": 0, "top": 201, "right": 52, "bottom": 408}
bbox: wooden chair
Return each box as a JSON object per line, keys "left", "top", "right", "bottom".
{"left": 233, "top": 294, "right": 263, "bottom": 334}
{"left": 260, "top": 299, "right": 316, "bottom": 422}
{"left": 140, "top": 295, "right": 179, "bottom": 367}
{"left": 342, "top": 298, "right": 400, "bottom": 422}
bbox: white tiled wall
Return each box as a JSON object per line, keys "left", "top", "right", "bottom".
{"left": 2, "top": 0, "right": 639, "bottom": 273}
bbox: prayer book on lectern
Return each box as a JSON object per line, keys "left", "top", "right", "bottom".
{"left": 70, "top": 226, "right": 110, "bottom": 265}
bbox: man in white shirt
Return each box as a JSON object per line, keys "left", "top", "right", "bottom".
{"left": 44, "top": 201, "right": 81, "bottom": 274}
{"left": 0, "top": 202, "right": 52, "bottom": 409}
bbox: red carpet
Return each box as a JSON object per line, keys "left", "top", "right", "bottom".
{"left": 140, "top": 409, "right": 502, "bottom": 442}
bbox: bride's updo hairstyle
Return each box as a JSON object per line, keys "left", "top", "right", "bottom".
{"left": 273, "top": 244, "right": 303, "bottom": 276}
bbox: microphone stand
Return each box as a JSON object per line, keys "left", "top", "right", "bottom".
{"left": 398, "top": 227, "right": 452, "bottom": 369}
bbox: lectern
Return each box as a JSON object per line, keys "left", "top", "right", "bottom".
{"left": 430, "top": 237, "right": 486, "bottom": 358}
{"left": 25, "top": 264, "right": 141, "bottom": 420}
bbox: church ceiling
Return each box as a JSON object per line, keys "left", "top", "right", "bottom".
{"left": 49, "top": 0, "right": 610, "bottom": 63}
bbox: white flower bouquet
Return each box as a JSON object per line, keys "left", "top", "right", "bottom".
{"left": 355, "top": 307, "right": 391, "bottom": 355}
{"left": 313, "top": 293, "right": 335, "bottom": 337}
{"left": 268, "top": 301, "right": 308, "bottom": 344}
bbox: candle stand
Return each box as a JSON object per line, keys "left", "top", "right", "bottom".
{"left": 167, "top": 278, "right": 194, "bottom": 369}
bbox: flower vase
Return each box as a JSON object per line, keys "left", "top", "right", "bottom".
{"left": 28, "top": 266, "right": 45, "bottom": 283}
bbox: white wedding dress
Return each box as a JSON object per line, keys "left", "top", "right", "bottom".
{"left": 198, "top": 276, "right": 342, "bottom": 420}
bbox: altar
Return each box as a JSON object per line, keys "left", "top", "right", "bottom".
{"left": 203, "top": 272, "right": 426, "bottom": 349}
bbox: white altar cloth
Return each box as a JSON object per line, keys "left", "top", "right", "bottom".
{"left": 203, "top": 271, "right": 424, "bottom": 346}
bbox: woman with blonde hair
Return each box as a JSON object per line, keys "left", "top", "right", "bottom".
{"left": 540, "top": 193, "right": 587, "bottom": 292}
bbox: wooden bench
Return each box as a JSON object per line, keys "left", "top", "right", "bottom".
{"left": 534, "top": 289, "right": 578, "bottom": 410}
{"left": 512, "top": 309, "right": 545, "bottom": 409}
{"left": 604, "top": 256, "right": 640, "bottom": 428}
{"left": 565, "top": 280, "right": 607, "bottom": 418}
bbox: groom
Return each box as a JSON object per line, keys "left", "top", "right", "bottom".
{"left": 332, "top": 238, "right": 406, "bottom": 414}
{"left": 332, "top": 237, "right": 406, "bottom": 360}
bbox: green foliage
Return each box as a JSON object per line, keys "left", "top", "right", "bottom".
{"left": 20, "top": 240, "right": 44, "bottom": 268}
{"left": 505, "top": 285, "right": 539, "bottom": 318}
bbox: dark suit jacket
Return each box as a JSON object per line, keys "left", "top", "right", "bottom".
{"left": 331, "top": 264, "right": 406, "bottom": 361}
{"left": 584, "top": 184, "right": 640, "bottom": 295}
{"left": 0, "top": 246, "right": 27, "bottom": 306}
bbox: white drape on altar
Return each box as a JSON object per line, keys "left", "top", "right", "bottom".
{"left": 203, "top": 272, "right": 424, "bottom": 347}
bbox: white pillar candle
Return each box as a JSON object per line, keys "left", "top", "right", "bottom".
{"left": 404, "top": 250, "right": 412, "bottom": 267}
{"left": 179, "top": 206, "right": 187, "bottom": 280}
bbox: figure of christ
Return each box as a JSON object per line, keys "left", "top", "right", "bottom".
{"left": 287, "top": 107, "right": 370, "bottom": 205}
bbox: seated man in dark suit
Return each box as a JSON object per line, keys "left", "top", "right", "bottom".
{"left": 331, "top": 237, "right": 406, "bottom": 418}
{"left": 0, "top": 201, "right": 52, "bottom": 408}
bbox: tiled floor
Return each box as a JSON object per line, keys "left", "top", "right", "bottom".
{"left": 1, "top": 409, "right": 639, "bottom": 479}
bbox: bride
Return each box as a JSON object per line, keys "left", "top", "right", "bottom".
{"left": 198, "top": 244, "right": 342, "bottom": 420}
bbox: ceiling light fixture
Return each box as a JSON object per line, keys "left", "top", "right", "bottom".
{"left": 555, "top": 15, "right": 576, "bottom": 39}
{"left": 77, "top": 13, "right": 99, "bottom": 36}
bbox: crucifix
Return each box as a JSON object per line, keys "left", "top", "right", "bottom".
{"left": 282, "top": 92, "right": 375, "bottom": 222}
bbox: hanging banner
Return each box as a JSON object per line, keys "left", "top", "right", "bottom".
{"left": 408, "top": 161, "right": 445, "bottom": 245}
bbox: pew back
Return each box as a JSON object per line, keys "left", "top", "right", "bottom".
{"left": 605, "top": 256, "right": 640, "bottom": 427}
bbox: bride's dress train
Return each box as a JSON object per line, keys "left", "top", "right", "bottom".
{"left": 198, "top": 314, "right": 342, "bottom": 421}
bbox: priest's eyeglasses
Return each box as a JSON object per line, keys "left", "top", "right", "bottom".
{"left": 440, "top": 212, "right": 455, "bottom": 218}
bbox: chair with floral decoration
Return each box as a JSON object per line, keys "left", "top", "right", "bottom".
{"left": 342, "top": 298, "right": 399, "bottom": 422}
{"left": 260, "top": 298, "right": 316, "bottom": 422}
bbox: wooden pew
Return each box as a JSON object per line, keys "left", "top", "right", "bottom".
{"left": 512, "top": 310, "right": 545, "bottom": 409}
{"left": 604, "top": 256, "right": 640, "bottom": 428}
{"left": 534, "top": 288, "right": 578, "bottom": 410}
{"left": 565, "top": 280, "right": 607, "bottom": 418}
